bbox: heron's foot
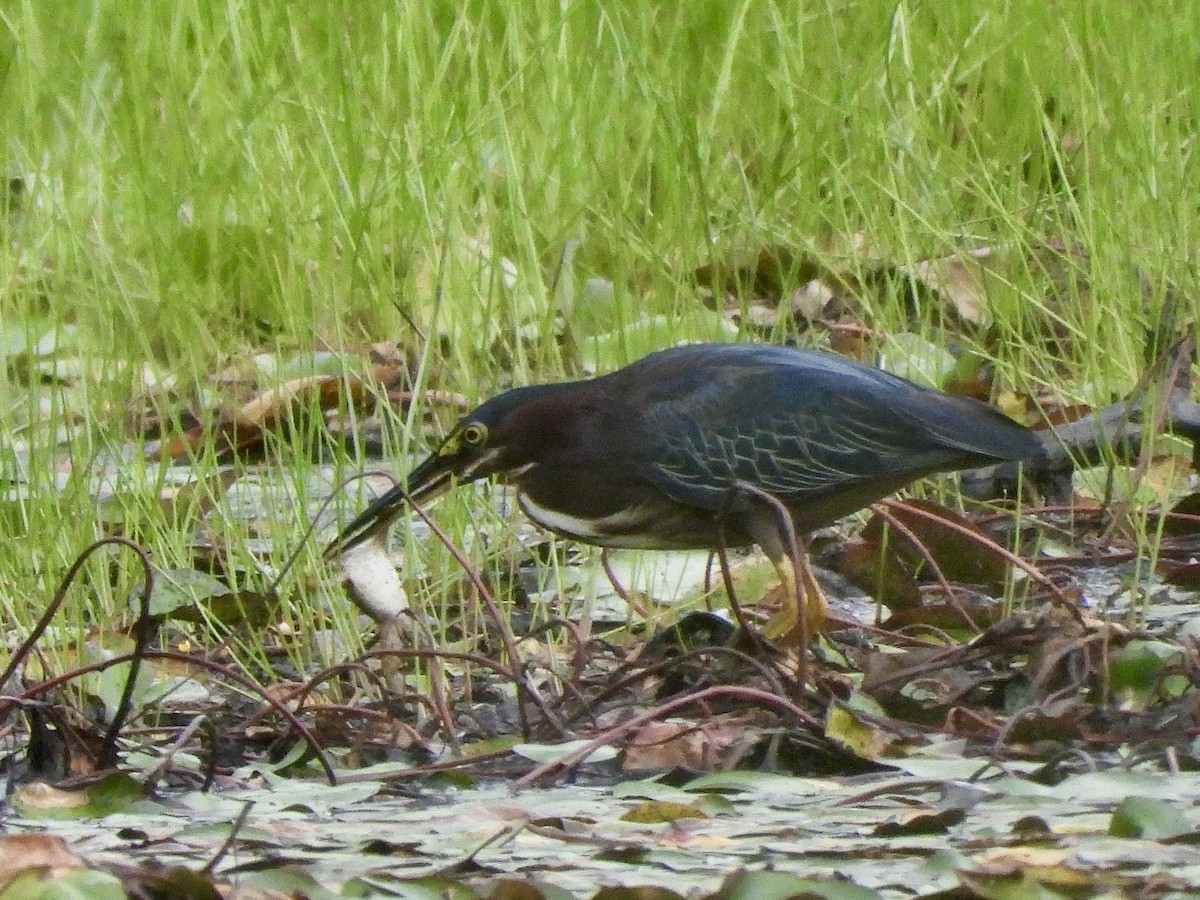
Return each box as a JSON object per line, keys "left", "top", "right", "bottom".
{"left": 761, "top": 555, "right": 828, "bottom": 643}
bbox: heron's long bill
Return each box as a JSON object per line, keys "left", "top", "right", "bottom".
{"left": 323, "top": 454, "right": 455, "bottom": 559}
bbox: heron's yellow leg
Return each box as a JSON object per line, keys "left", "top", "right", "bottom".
{"left": 761, "top": 552, "right": 829, "bottom": 642}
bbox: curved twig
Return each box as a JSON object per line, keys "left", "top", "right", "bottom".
{"left": 0, "top": 536, "right": 157, "bottom": 770}
{"left": 396, "top": 484, "right": 533, "bottom": 737}
{"left": 562, "top": 643, "right": 790, "bottom": 729}
{"left": 869, "top": 503, "right": 979, "bottom": 632}
{"left": 878, "top": 498, "right": 1077, "bottom": 614}
{"left": 17, "top": 650, "right": 337, "bottom": 784}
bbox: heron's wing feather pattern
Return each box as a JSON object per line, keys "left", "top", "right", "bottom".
{"left": 617, "top": 346, "right": 1038, "bottom": 512}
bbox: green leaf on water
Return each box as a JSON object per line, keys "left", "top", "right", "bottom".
{"left": 1109, "top": 796, "right": 1190, "bottom": 840}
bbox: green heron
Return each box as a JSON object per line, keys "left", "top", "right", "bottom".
{"left": 327, "top": 343, "right": 1041, "bottom": 637}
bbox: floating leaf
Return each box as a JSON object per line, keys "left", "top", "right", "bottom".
{"left": 620, "top": 800, "right": 708, "bottom": 824}
{"left": 1109, "top": 796, "right": 1190, "bottom": 840}
{"left": 825, "top": 701, "right": 904, "bottom": 761}
{"left": 12, "top": 774, "right": 144, "bottom": 820}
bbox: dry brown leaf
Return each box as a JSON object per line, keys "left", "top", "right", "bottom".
{"left": 623, "top": 717, "right": 751, "bottom": 772}
{"left": 235, "top": 373, "right": 342, "bottom": 428}
{"left": 154, "top": 363, "right": 401, "bottom": 460}
{"left": 864, "top": 499, "right": 1010, "bottom": 588}
{"left": 910, "top": 247, "right": 994, "bottom": 325}
{"left": 0, "top": 834, "right": 85, "bottom": 886}
{"left": 790, "top": 278, "right": 836, "bottom": 321}
{"left": 10, "top": 782, "right": 91, "bottom": 812}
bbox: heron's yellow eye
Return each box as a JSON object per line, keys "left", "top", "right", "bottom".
{"left": 460, "top": 422, "right": 488, "bottom": 446}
